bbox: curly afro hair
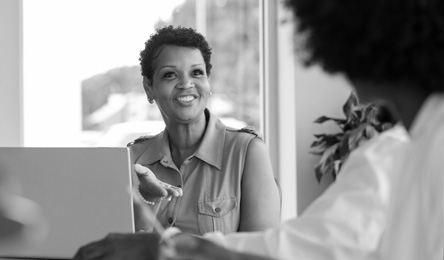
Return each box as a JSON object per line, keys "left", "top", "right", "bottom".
{"left": 139, "top": 25, "right": 212, "bottom": 81}
{"left": 284, "top": 0, "right": 444, "bottom": 92}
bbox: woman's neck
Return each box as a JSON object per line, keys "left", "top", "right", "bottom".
{"left": 166, "top": 114, "right": 207, "bottom": 167}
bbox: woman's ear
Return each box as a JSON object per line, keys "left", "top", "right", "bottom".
{"left": 142, "top": 76, "right": 155, "bottom": 101}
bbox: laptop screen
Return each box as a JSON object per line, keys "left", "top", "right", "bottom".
{"left": 0, "top": 147, "right": 135, "bottom": 259}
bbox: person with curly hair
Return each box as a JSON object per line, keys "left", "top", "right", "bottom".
{"left": 73, "top": 1, "right": 443, "bottom": 259}
{"left": 127, "top": 25, "right": 279, "bottom": 236}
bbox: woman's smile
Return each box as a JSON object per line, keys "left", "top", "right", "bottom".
{"left": 175, "top": 95, "right": 197, "bottom": 103}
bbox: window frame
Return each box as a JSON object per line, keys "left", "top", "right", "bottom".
{"left": 260, "top": 0, "right": 297, "bottom": 219}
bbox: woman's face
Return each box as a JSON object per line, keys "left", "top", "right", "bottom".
{"left": 144, "top": 45, "right": 211, "bottom": 125}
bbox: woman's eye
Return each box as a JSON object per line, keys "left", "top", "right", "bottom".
{"left": 163, "top": 71, "right": 176, "bottom": 79}
{"left": 193, "top": 69, "right": 205, "bottom": 77}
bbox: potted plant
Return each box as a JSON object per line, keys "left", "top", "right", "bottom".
{"left": 310, "top": 92, "right": 395, "bottom": 183}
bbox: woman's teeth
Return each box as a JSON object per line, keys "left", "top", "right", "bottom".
{"left": 177, "top": 96, "right": 194, "bottom": 102}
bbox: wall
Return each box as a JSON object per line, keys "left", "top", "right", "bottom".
{"left": 0, "top": 0, "right": 23, "bottom": 146}
{"left": 294, "top": 65, "right": 353, "bottom": 214}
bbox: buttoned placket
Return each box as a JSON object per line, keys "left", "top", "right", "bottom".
{"left": 160, "top": 157, "right": 190, "bottom": 228}
{"left": 170, "top": 156, "right": 194, "bottom": 227}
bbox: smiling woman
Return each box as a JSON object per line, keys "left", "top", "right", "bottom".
{"left": 128, "top": 25, "right": 281, "bottom": 236}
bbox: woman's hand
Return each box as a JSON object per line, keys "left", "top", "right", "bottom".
{"left": 134, "top": 164, "right": 183, "bottom": 201}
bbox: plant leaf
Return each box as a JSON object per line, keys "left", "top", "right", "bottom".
{"left": 348, "top": 124, "right": 368, "bottom": 151}
{"left": 362, "top": 104, "right": 377, "bottom": 124}
{"left": 314, "top": 164, "right": 324, "bottom": 183}
{"left": 342, "top": 92, "right": 358, "bottom": 119}
{"left": 315, "top": 156, "right": 335, "bottom": 183}
{"left": 314, "top": 143, "right": 340, "bottom": 182}
{"left": 333, "top": 160, "right": 342, "bottom": 179}
{"left": 310, "top": 136, "right": 335, "bottom": 148}
{"left": 313, "top": 116, "right": 345, "bottom": 125}
{"left": 310, "top": 134, "right": 342, "bottom": 155}
{"left": 310, "top": 145, "right": 329, "bottom": 156}
{"left": 311, "top": 91, "right": 394, "bottom": 183}
{"left": 313, "top": 116, "right": 331, "bottom": 124}
{"left": 337, "top": 133, "right": 350, "bottom": 159}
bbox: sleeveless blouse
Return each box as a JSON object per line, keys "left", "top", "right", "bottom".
{"left": 128, "top": 109, "right": 261, "bottom": 236}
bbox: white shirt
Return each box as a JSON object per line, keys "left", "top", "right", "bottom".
{"left": 370, "top": 94, "right": 444, "bottom": 260}
{"left": 204, "top": 94, "right": 444, "bottom": 259}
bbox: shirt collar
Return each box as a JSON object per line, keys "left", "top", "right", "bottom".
{"left": 136, "top": 109, "right": 225, "bottom": 170}
{"left": 194, "top": 109, "right": 225, "bottom": 170}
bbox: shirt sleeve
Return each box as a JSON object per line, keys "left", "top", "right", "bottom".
{"left": 204, "top": 125, "right": 409, "bottom": 260}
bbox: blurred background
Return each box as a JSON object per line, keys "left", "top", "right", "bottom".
{"left": 22, "top": 0, "right": 259, "bottom": 147}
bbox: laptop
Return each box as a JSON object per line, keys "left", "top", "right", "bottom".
{"left": 0, "top": 147, "right": 135, "bottom": 259}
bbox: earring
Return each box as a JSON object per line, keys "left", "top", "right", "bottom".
{"left": 148, "top": 98, "right": 154, "bottom": 104}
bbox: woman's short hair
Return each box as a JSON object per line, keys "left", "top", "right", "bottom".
{"left": 285, "top": 0, "right": 444, "bottom": 92}
{"left": 139, "top": 25, "right": 213, "bottom": 81}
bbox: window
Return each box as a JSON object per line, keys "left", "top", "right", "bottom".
{"left": 22, "top": 0, "right": 261, "bottom": 147}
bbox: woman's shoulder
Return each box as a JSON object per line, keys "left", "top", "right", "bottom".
{"left": 126, "top": 134, "right": 157, "bottom": 147}
{"left": 126, "top": 131, "right": 164, "bottom": 151}
{"left": 224, "top": 125, "right": 264, "bottom": 141}
{"left": 126, "top": 133, "right": 163, "bottom": 161}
